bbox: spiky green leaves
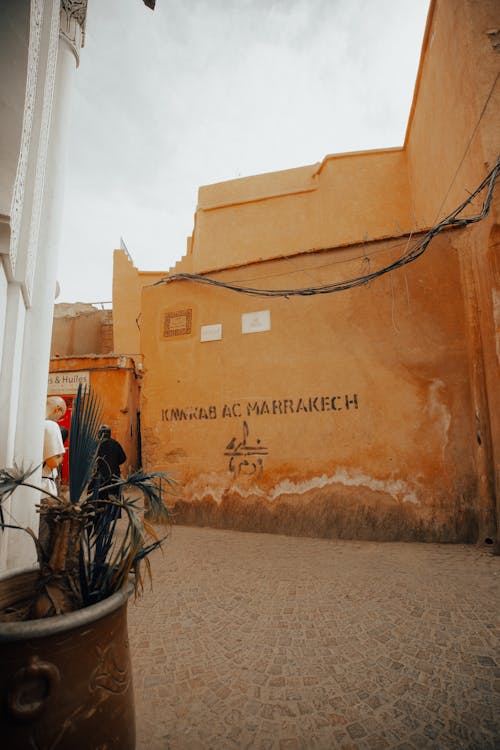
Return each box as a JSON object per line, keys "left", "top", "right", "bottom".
{"left": 69, "top": 384, "right": 102, "bottom": 504}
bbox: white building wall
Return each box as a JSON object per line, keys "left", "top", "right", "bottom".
{"left": 0, "top": 0, "right": 86, "bottom": 570}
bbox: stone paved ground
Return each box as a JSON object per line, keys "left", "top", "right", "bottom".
{"left": 127, "top": 526, "right": 500, "bottom": 749}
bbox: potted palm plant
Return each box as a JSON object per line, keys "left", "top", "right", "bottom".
{"left": 0, "top": 385, "right": 176, "bottom": 750}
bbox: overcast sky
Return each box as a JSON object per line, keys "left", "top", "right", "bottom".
{"left": 57, "top": 0, "right": 430, "bottom": 303}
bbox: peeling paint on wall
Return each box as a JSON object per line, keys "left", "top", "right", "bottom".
{"left": 173, "top": 475, "right": 479, "bottom": 544}
{"left": 269, "top": 470, "right": 419, "bottom": 505}
{"left": 425, "top": 379, "right": 451, "bottom": 463}
{"left": 186, "top": 472, "right": 265, "bottom": 505}
{"left": 183, "top": 467, "right": 419, "bottom": 507}
{"left": 493, "top": 288, "right": 500, "bottom": 365}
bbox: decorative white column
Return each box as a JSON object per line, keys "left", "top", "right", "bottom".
{"left": 2, "top": 1, "right": 87, "bottom": 570}
{"left": 59, "top": 0, "right": 86, "bottom": 66}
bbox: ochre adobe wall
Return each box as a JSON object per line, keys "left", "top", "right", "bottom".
{"left": 191, "top": 149, "right": 412, "bottom": 274}
{"left": 140, "top": 230, "right": 488, "bottom": 542}
{"left": 114, "top": 0, "right": 499, "bottom": 542}
{"left": 112, "top": 249, "right": 166, "bottom": 355}
{"left": 50, "top": 303, "right": 113, "bottom": 357}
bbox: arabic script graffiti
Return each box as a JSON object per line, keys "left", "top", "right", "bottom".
{"left": 224, "top": 421, "right": 269, "bottom": 478}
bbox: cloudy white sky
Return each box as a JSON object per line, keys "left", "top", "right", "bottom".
{"left": 57, "top": 0, "right": 430, "bottom": 303}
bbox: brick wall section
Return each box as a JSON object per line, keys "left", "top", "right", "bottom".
{"left": 100, "top": 310, "right": 114, "bottom": 353}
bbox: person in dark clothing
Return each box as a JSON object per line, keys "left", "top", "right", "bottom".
{"left": 95, "top": 425, "right": 126, "bottom": 493}
{"left": 90, "top": 425, "right": 126, "bottom": 519}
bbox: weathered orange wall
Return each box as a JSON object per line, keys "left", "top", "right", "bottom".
{"left": 114, "top": 0, "right": 499, "bottom": 543}
{"left": 189, "top": 149, "right": 412, "bottom": 274}
{"left": 405, "top": 0, "right": 499, "bottom": 224}
{"left": 50, "top": 304, "right": 113, "bottom": 357}
{"left": 49, "top": 356, "right": 141, "bottom": 473}
{"left": 112, "top": 249, "right": 165, "bottom": 355}
{"left": 139, "top": 227, "right": 491, "bottom": 541}
{"left": 403, "top": 0, "right": 500, "bottom": 539}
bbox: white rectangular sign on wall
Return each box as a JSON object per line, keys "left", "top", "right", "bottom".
{"left": 200, "top": 323, "right": 222, "bottom": 342}
{"left": 242, "top": 310, "right": 271, "bottom": 334}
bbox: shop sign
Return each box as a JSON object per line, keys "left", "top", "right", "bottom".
{"left": 48, "top": 371, "right": 90, "bottom": 395}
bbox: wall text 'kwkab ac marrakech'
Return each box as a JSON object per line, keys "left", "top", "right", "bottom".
{"left": 161, "top": 394, "right": 359, "bottom": 422}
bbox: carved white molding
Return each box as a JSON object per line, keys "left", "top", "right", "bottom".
{"left": 25, "top": 0, "right": 61, "bottom": 304}
{"left": 59, "top": 0, "right": 87, "bottom": 65}
{"left": 9, "top": 0, "right": 44, "bottom": 275}
{"left": 60, "top": 0, "right": 87, "bottom": 27}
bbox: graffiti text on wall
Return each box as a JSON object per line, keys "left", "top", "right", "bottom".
{"left": 161, "top": 393, "right": 359, "bottom": 422}
{"left": 225, "top": 421, "right": 269, "bottom": 477}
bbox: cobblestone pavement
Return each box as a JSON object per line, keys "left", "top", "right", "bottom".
{"left": 127, "top": 526, "right": 500, "bottom": 749}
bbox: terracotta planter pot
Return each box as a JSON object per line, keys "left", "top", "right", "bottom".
{"left": 0, "top": 567, "right": 135, "bottom": 750}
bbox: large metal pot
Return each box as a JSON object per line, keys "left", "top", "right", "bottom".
{"left": 0, "top": 567, "right": 135, "bottom": 750}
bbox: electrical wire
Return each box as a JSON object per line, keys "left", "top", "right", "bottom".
{"left": 155, "top": 156, "right": 499, "bottom": 298}
{"left": 222, "top": 237, "right": 407, "bottom": 285}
